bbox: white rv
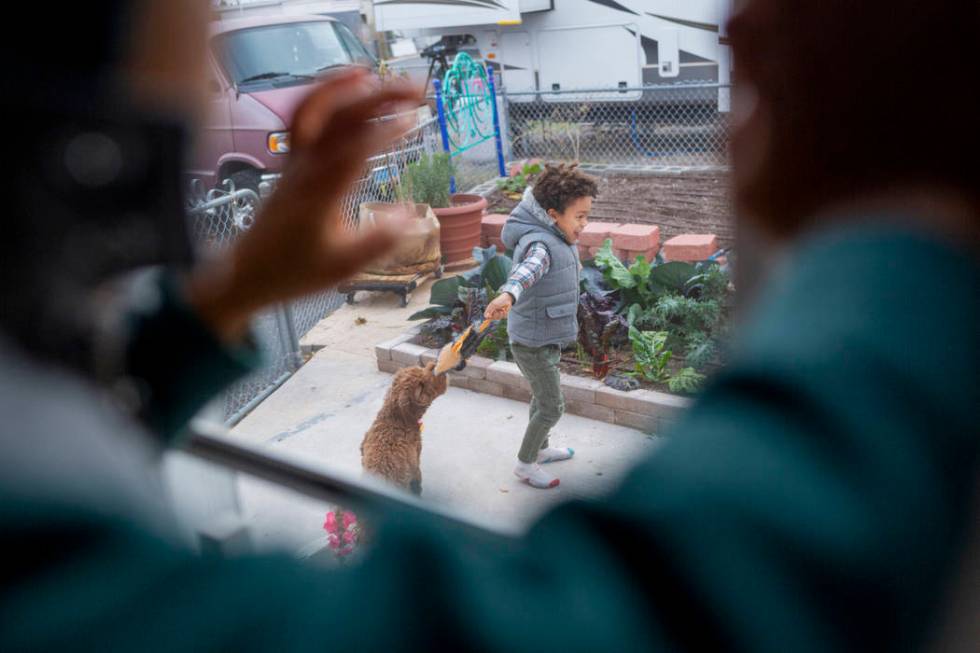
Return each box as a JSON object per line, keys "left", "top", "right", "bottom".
{"left": 374, "top": 0, "right": 732, "bottom": 107}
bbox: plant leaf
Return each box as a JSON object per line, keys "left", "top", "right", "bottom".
{"left": 594, "top": 239, "right": 635, "bottom": 289}
{"left": 580, "top": 266, "right": 612, "bottom": 298}
{"left": 482, "top": 254, "right": 513, "bottom": 291}
{"left": 668, "top": 367, "right": 706, "bottom": 394}
{"left": 647, "top": 261, "right": 698, "bottom": 295}
{"left": 472, "top": 245, "right": 497, "bottom": 265}
{"left": 429, "top": 276, "right": 461, "bottom": 306}
{"left": 408, "top": 305, "right": 454, "bottom": 321}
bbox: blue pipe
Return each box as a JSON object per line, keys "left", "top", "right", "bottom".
{"left": 433, "top": 78, "right": 456, "bottom": 193}
{"left": 486, "top": 64, "right": 507, "bottom": 178}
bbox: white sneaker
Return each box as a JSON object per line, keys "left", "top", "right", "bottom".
{"left": 537, "top": 447, "right": 575, "bottom": 464}
{"left": 514, "top": 462, "right": 560, "bottom": 489}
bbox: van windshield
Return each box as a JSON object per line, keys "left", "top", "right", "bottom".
{"left": 216, "top": 20, "right": 372, "bottom": 87}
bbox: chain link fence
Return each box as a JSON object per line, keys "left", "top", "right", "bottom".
{"left": 502, "top": 82, "right": 731, "bottom": 172}
{"left": 186, "top": 113, "right": 447, "bottom": 424}
{"left": 185, "top": 84, "right": 730, "bottom": 422}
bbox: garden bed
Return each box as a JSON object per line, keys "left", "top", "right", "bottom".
{"left": 486, "top": 170, "right": 733, "bottom": 248}
{"left": 556, "top": 348, "right": 725, "bottom": 396}
{"left": 375, "top": 328, "right": 690, "bottom": 435}
{"left": 406, "top": 237, "right": 733, "bottom": 398}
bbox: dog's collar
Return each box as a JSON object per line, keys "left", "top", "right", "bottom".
{"left": 418, "top": 419, "right": 424, "bottom": 433}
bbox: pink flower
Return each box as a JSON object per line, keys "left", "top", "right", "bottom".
{"left": 342, "top": 530, "right": 356, "bottom": 544}
{"left": 342, "top": 511, "right": 358, "bottom": 530}
{"left": 327, "top": 534, "right": 340, "bottom": 549}
{"left": 323, "top": 511, "right": 338, "bottom": 534}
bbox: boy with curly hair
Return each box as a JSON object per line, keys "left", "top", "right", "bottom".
{"left": 485, "top": 163, "right": 598, "bottom": 488}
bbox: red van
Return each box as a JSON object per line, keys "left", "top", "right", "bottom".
{"left": 190, "top": 15, "right": 375, "bottom": 195}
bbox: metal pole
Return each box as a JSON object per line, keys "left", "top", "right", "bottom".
{"left": 280, "top": 304, "right": 302, "bottom": 371}
{"left": 432, "top": 78, "right": 456, "bottom": 194}
{"left": 486, "top": 63, "right": 507, "bottom": 178}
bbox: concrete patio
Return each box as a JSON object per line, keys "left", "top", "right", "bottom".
{"left": 229, "top": 279, "right": 661, "bottom": 554}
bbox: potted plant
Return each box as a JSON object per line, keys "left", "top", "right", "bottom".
{"left": 353, "top": 154, "right": 441, "bottom": 276}
{"left": 404, "top": 153, "right": 487, "bottom": 268}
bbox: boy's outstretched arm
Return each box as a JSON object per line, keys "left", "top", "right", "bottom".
{"left": 486, "top": 242, "right": 551, "bottom": 319}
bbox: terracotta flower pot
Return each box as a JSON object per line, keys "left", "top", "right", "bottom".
{"left": 433, "top": 193, "right": 488, "bottom": 266}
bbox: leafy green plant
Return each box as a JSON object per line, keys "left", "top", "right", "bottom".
{"left": 496, "top": 161, "right": 543, "bottom": 195}
{"left": 474, "top": 285, "right": 512, "bottom": 361}
{"left": 593, "top": 239, "right": 700, "bottom": 307}
{"left": 403, "top": 153, "right": 453, "bottom": 209}
{"left": 628, "top": 326, "right": 672, "bottom": 382}
{"left": 408, "top": 245, "right": 512, "bottom": 322}
{"left": 577, "top": 291, "right": 625, "bottom": 379}
{"left": 668, "top": 367, "right": 706, "bottom": 394}
{"left": 685, "top": 262, "right": 730, "bottom": 302}
{"left": 409, "top": 245, "right": 514, "bottom": 352}
{"left": 476, "top": 315, "right": 510, "bottom": 361}
{"left": 625, "top": 304, "right": 669, "bottom": 381}
{"left": 684, "top": 331, "right": 716, "bottom": 371}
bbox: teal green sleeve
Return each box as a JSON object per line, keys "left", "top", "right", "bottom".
{"left": 125, "top": 274, "right": 262, "bottom": 441}
{"left": 3, "top": 226, "right": 977, "bottom": 651}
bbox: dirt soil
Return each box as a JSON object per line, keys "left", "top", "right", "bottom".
{"left": 486, "top": 171, "right": 734, "bottom": 249}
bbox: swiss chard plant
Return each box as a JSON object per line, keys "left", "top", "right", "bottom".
{"left": 593, "top": 239, "right": 701, "bottom": 307}
{"left": 576, "top": 278, "right": 627, "bottom": 379}
{"left": 410, "top": 245, "right": 513, "bottom": 352}
{"left": 629, "top": 330, "right": 672, "bottom": 382}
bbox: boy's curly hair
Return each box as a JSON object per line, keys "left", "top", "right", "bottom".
{"left": 532, "top": 163, "right": 598, "bottom": 214}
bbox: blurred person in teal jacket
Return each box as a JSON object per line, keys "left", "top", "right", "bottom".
{"left": 1, "top": 0, "right": 978, "bottom": 651}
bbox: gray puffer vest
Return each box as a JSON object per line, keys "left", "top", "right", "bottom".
{"left": 501, "top": 187, "right": 580, "bottom": 347}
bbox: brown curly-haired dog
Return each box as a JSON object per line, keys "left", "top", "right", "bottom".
{"left": 361, "top": 362, "right": 448, "bottom": 495}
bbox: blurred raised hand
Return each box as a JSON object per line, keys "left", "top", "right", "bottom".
{"left": 187, "top": 68, "right": 423, "bottom": 340}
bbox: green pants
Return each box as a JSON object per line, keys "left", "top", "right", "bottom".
{"left": 510, "top": 342, "right": 566, "bottom": 463}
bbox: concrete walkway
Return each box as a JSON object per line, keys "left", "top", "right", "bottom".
{"left": 232, "top": 281, "right": 660, "bottom": 554}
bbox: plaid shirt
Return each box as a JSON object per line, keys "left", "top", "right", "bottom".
{"left": 500, "top": 242, "right": 551, "bottom": 302}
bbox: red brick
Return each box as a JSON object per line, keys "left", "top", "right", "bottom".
{"left": 578, "top": 245, "right": 592, "bottom": 259}
{"left": 488, "top": 237, "right": 506, "bottom": 252}
{"left": 611, "top": 224, "right": 660, "bottom": 252}
{"left": 662, "top": 234, "right": 719, "bottom": 262}
{"left": 578, "top": 222, "right": 620, "bottom": 247}
{"left": 481, "top": 213, "right": 508, "bottom": 238}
